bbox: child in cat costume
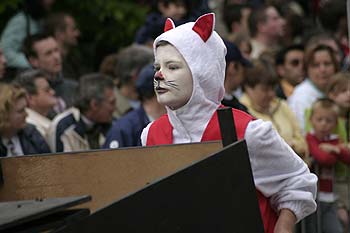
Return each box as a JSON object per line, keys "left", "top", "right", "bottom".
{"left": 141, "top": 13, "right": 317, "bottom": 233}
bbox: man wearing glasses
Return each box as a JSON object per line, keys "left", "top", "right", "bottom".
{"left": 275, "top": 44, "right": 305, "bottom": 100}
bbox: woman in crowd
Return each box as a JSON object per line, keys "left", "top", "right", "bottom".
{"left": 288, "top": 44, "right": 338, "bottom": 132}
{"left": 0, "top": 83, "right": 51, "bottom": 156}
{"left": 240, "top": 59, "right": 309, "bottom": 162}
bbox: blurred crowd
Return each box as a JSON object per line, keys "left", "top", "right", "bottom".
{"left": 0, "top": 0, "right": 349, "bottom": 232}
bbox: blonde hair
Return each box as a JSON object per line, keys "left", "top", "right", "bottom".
{"left": 0, "top": 83, "right": 27, "bottom": 131}
{"left": 327, "top": 71, "right": 350, "bottom": 95}
{"left": 310, "top": 98, "right": 340, "bottom": 119}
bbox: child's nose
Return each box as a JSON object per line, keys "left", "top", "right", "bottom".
{"left": 154, "top": 71, "right": 164, "bottom": 81}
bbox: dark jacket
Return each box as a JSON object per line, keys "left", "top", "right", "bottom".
{"left": 221, "top": 95, "right": 249, "bottom": 113}
{"left": 103, "top": 106, "right": 150, "bottom": 148}
{"left": 49, "top": 75, "right": 79, "bottom": 108}
{"left": 0, "top": 124, "right": 51, "bottom": 157}
{"left": 134, "top": 12, "right": 194, "bottom": 44}
{"left": 275, "top": 83, "right": 287, "bottom": 100}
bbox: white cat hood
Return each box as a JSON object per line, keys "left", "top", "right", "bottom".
{"left": 153, "top": 13, "right": 227, "bottom": 143}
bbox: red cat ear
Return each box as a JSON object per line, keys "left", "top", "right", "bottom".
{"left": 164, "top": 18, "right": 175, "bottom": 32}
{"left": 192, "top": 13, "right": 215, "bottom": 42}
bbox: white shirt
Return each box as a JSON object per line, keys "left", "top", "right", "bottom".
{"left": 26, "top": 108, "right": 51, "bottom": 139}
{"left": 288, "top": 79, "right": 324, "bottom": 132}
{"left": 2, "top": 136, "right": 24, "bottom": 157}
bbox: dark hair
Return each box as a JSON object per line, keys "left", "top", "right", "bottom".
{"left": 75, "top": 73, "right": 114, "bottom": 113}
{"left": 43, "top": 12, "right": 70, "bottom": 36}
{"left": 23, "top": 33, "right": 53, "bottom": 58}
{"left": 13, "top": 69, "right": 50, "bottom": 95}
{"left": 152, "top": 0, "right": 191, "bottom": 15}
{"left": 23, "top": 0, "right": 52, "bottom": 20}
{"left": 223, "top": 4, "right": 245, "bottom": 32}
{"left": 275, "top": 44, "right": 304, "bottom": 66}
{"left": 248, "top": 5, "right": 268, "bottom": 37}
{"left": 136, "top": 63, "right": 156, "bottom": 101}
{"left": 243, "top": 59, "right": 278, "bottom": 88}
{"left": 318, "top": 0, "right": 346, "bottom": 33}
{"left": 155, "top": 40, "right": 171, "bottom": 48}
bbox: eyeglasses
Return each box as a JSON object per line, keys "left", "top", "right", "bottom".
{"left": 289, "top": 59, "right": 303, "bottom": 67}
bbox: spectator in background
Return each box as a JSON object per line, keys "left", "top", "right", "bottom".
{"left": 47, "top": 74, "right": 116, "bottom": 152}
{"left": 222, "top": 3, "right": 251, "bottom": 41}
{"left": 103, "top": 64, "right": 165, "bottom": 148}
{"left": 327, "top": 72, "right": 350, "bottom": 143}
{"left": 232, "top": 32, "right": 252, "bottom": 60}
{"left": 326, "top": 72, "right": 350, "bottom": 233}
{"left": 240, "top": 59, "right": 309, "bottom": 161}
{"left": 44, "top": 12, "right": 85, "bottom": 81}
{"left": 275, "top": 44, "right": 305, "bottom": 100}
{"left": 248, "top": 5, "right": 285, "bottom": 59}
{"left": 305, "top": 32, "right": 344, "bottom": 69}
{"left": 0, "top": 45, "right": 7, "bottom": 81}
{"left": 23, "top": 33, "right": 78, "bottom": 111}
{"left": 0, "top": 83, "right": 51, "bottom": 156}
{"left": 135, "top": 0, "right": 194, "bottom": 47}
{"left": 306, "top": 98, "right": 350, "bottom": 233}
{"left": 112, "top": 45, "right": 154, "bottom": 118}
{"left": 318, "top": 0, "right": 348, "bottom": 60}
{"left": 0, "top": 0, "right": 55, "bottom": 72}
{"left": 280, "top": 1, "right": 305, "bottom": 46}
{"left": 288, "top": 44, "right": 338, "bottom": 132}
{"left": 14, "top": 69, "right": 57, "bottom": 140}
{"left": 99, "top": 53, "right": 119, "bottom": 82}
{"left": 221, "top": 40, "right": 251, "bottom": 112}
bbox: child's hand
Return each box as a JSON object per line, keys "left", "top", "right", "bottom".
{"left": 319, "top": 143, "right": 341, "bottom": 154}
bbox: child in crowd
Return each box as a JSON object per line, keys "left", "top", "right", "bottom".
{"left": 307, "top": 98, "right": 350, "bottom": 233}
{"left": 327, "top": 72, "right": 350, "bottom": 233}
{"left": 327, "top": 72, "right": 350, "bottom": 143}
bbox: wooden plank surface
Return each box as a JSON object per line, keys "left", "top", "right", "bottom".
{"left": 0, "top": 142, "right": 221, "bottom": 212}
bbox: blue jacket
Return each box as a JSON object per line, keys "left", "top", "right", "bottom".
{"left": 0, "top": 124, "right": 51, "bottom": 157}
{"left": 103, "top": 106, "right": 150, "bottom": 148}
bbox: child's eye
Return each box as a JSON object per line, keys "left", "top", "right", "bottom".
{"left": 168, "top": 65, "right": 178, "bottom": 70}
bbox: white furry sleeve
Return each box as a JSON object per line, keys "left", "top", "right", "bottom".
{"left": 140, "top": 122, "right": 153, "bottom": 146}
{"left": 245, "top": 119, "right": 317, "bottom": 222}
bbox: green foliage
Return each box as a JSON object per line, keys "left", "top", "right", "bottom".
{"left": 54, "top": 0, "right": 149, "bottom": 48}
{"left": 0, "top": 0, "right": 149, "bottom": 69}
{"left": 55, "top": 0, "right": 149, "bottom": 68}
{"left": 0, "top": 0, "right": 21, "bottom": 14}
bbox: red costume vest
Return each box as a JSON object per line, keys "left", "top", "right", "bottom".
{"left": 146, "top": 108, "right": 278, "bottom": 233}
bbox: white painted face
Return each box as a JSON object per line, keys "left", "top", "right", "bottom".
{"left": 154, "top": 44, "right": 193, "bottom": 110}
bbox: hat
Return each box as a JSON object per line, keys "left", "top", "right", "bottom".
{"left": 136, "top": 63, "right": 155, "bottom": 98}
{"left": 223, "top": 40, "right": 252, "bottom": 67}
